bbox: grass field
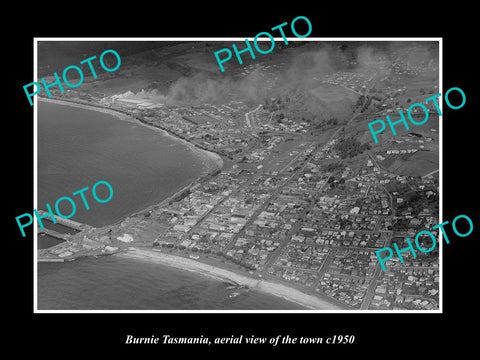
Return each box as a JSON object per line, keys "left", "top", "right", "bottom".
{"left": 309, "top": 83, "right": 359, "bottom": 104}
{"left": 382, "top": 150, "right": 439, "bottom": 176}
{"left": 306, "top": 84, "right": 359, "bottom": 122}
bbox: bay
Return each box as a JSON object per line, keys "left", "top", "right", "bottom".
{"left": 38, "top": 101, "right": 206, "bottom": 227}
{"left": 37, "top": 101, "right": 304, "bottom": 310}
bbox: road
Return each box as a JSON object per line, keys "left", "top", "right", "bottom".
{"left": 422, "top": 168, "right": 439, "bottom": 178}
{"left": 358, "top": 152, "right": 397, "bottom": 310}
{"left": 181, "top": 75, "right": 388, "bottom": 308}
{"left": 245, "top": 104, "right": 262, "bottom": 129}
{"left": 249, "top": 107, "right": 369, "bottom": 275}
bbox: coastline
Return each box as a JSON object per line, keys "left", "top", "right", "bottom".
{"left": 117, "top": 248, "right": 342, "bottom": 310}
{"left": 38, "top": 97, "right": 224, "bottom": 172}
{"left": 38, "top": 97, "right": 341, "bottom": 310}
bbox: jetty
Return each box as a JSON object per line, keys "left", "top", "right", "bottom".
{"left": 37, "top": 211, "right": 99, "bottom": 262}
{"left": 37, "top": 210, "right": 94, "bottom": 232}
{"left": 38, "top": 257, "right": 64, "bottom": 263}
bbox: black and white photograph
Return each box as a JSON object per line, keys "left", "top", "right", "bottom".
{"left": 33, "top": 39, "right": 441, "bottom": 312}
{"left": 6, "top": 7, "right": 478, "bottom": 356}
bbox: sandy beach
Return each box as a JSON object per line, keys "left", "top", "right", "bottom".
{"left": 38, "top": 97, "right": 224, "bottom": 172}
{"left": 117, "top": 248, "right": 342, "bottom": 310}
{"left": 39, "top": 97, "right": 341, "bottom": 310}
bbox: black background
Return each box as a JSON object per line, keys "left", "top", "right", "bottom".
{"left": 6, "top": 4, "right": 478, "bottom": 356}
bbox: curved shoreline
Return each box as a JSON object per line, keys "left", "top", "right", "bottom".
{"left": 38, "top": 96, "right": 223, "bottom": 228}
{"left": 37, "top": 97, "right": 342, "bottom": 311}
{"left": 117, "top": 248, "right": 342, "bottom": 310}
{"left": 38, "top": 97, "right": 224, "bottom": 172}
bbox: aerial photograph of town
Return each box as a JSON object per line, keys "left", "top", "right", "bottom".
{"left": 35, "top": 39, "right": 440, "bottom": 311}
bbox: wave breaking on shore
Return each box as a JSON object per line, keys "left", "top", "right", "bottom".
{"left": 117, "top": 248, "right": 342, "bottom": 310}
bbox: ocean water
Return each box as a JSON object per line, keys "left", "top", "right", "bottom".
{"left": 37, "top": 256, "right": 304, "bottom": 310}
{"left": 38, "top": 101, "right": 207, "bottom": 227}
{"left": 38, "top": 233, "right": 64, "bottom": 249}
{"left": 37, "top": 101, "right": 304, "bottom": 310}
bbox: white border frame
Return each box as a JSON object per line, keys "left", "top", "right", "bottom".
{"left": 33, "top": 37, "right": 443, "bottom": 314}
